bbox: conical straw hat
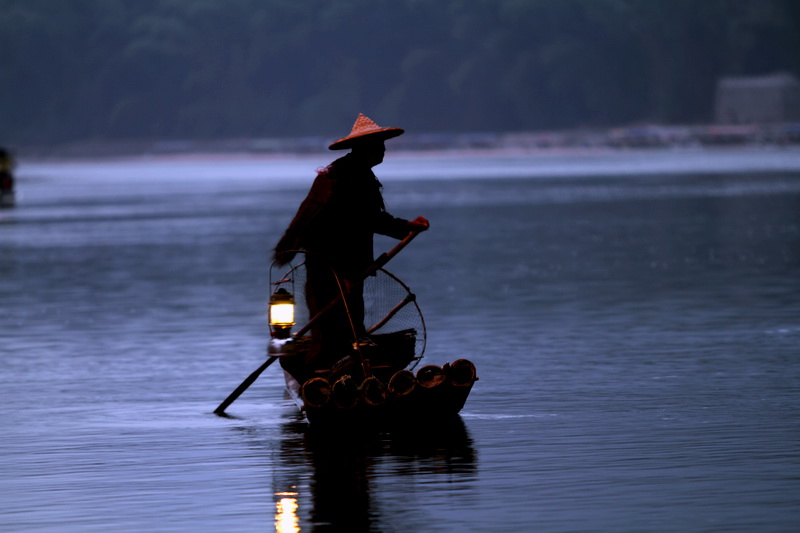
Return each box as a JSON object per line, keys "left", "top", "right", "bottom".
{"left": 329, "top": 113, "right": 404, "bottom": 150}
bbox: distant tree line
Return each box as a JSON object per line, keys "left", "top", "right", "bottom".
{"left": 1, "top": 0, "right": 798, "bottom": 145}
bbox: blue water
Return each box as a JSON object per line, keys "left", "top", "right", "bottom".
{"left": 2, "top": 148, "right": 799, "bottom": 532}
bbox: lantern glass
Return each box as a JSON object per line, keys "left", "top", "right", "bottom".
{"left": 269, "top": 288, "right": 295, "bottom": 334}
{"left": 270, "top": 302, "right": 294, "bottom": 326}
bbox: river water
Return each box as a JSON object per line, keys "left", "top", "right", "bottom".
{"left": 2, "top": 148, "right": 799, "bottom": 532}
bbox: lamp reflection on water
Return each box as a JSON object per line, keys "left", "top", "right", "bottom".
{"left": 275, "top": 490, "right": 300, "bottom": 533}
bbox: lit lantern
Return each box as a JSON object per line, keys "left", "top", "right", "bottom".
{"left": 269, "top": 288, "right": 295, "bottom": 338}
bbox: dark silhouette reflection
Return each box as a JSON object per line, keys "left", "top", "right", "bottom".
{"left": 274, "top": 412, "right": 477, "bottom": 532}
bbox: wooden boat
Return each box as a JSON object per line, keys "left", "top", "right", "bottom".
{"left": 274, "top": 336, "right": 477, "bottom": 427}
{"left": 268, "top": 259, "right": 478, "bottom": 428}
{"left": 212, "top": 232, "right": 478, "bottom": 423}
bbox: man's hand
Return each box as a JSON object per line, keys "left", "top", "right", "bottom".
{"left": 408, "top": 216, "right": 430, "bottom": 232}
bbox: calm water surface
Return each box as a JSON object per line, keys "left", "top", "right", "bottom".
{"left": 2, "top": 149, "right": 799, "bottom": 532}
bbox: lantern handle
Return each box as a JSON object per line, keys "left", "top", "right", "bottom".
{"left": 268, "top": 252, "right": 304, "bottom": 293}
{"left": 213, "top": 229, "right": 422, "bottom": 415}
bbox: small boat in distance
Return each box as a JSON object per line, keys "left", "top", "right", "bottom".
{"left": 0, "top": 148, "right": 15, "bottom": 208}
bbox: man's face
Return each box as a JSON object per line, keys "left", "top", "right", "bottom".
{"left": 353, "top": 139, "right": 386, "bottom": 167}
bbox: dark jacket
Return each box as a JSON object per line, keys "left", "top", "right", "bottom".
{"left": 274, "top": 153, "right": 409, "bottom": 279}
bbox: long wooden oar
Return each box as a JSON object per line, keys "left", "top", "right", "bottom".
{"left": 213, "top": 357, "right": 278, "bottom": 415}
{"left": 213, "top": 229, "right": 421, "bottom": 415}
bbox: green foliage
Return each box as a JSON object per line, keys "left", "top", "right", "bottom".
{"left": 1, "top": 0, "right": 798, "bottom": 145}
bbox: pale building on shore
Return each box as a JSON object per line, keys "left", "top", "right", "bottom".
{"left": 715, "top": 72, "right": 800, "bottom": 124}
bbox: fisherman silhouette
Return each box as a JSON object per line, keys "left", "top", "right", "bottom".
{"left": 273, "top": 114, "right": 429, "bottom": 372}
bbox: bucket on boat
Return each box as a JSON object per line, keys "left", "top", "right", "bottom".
{"left": 301, "top": 377, "right": 331, "bottom": 408}
{"left": 331, "top": 375, "right": 360, "bottom": 409}
{"left": 416, "top": 365, "right": 447, "bottom": 389}
{"left": 388, "top": 370, "right": 416, "bottom": 398}
{"left": 447, "top": 359, "right": 477, "bottom": 387}
{"left": 360, "top": 376, "right": 388, "bottom": 406}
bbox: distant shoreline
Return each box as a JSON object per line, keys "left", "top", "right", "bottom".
{"left": 12, "top": 122, "right": 800, "bottom": 163}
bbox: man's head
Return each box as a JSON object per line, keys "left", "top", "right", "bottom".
{"left": 350, "top": 138, "right": 386, "bottom": 168}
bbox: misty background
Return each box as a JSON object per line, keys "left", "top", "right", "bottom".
{"left": 1, "top": 0, "right": 799, "bottom": 150}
